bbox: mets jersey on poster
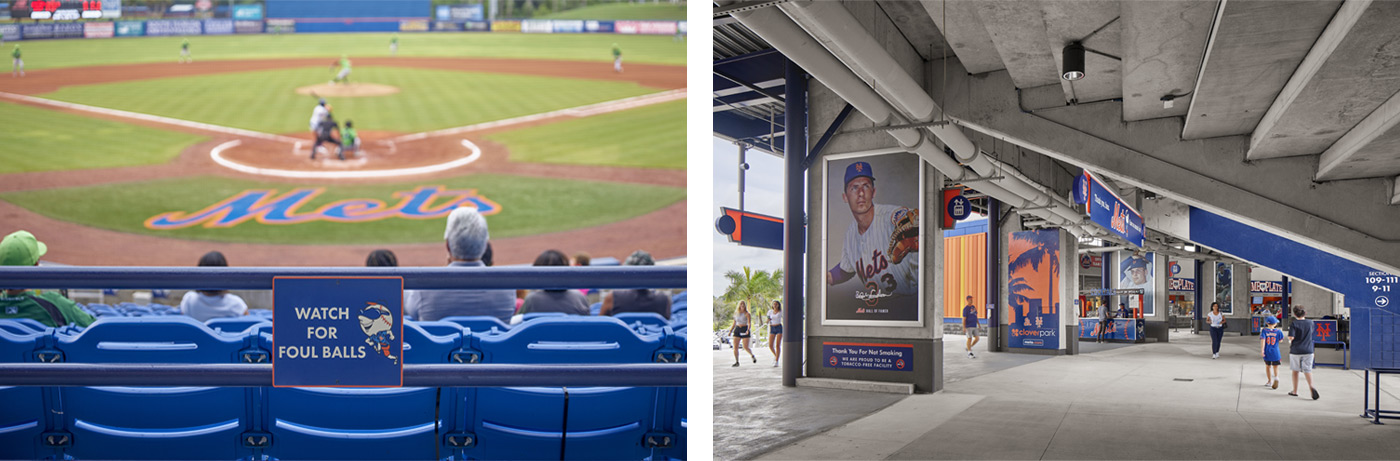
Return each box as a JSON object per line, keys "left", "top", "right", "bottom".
{"left": 838, "top": 203, "right": 919, "bottom": 299}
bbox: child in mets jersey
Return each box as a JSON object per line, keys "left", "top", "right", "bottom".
{"left": 340, "top": 120, "right": 361, "bottom": 160}
{"left": 1260, "top": 316, "right": 1284, "bottom": 389}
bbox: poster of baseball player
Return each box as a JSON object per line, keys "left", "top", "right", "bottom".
{"left": 823, "top": 152, "right": 923, "bottom": 326}
{"left": 1118, "top": 252, "right": 1154, "bottom": 316}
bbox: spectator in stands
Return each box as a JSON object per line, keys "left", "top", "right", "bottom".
{"left": 366, "top": 249, "right": 398, "bottom": 267}
{"left": 574, "top": 252, "right": 591, "bottom": 267}
{"left": 178, "top": 251, "right": 249, "bottom": 323}
{"left": 520, "top": 249, "right": 589, "bottom": 316}
{"left": 405, "top": 207, "right": 514, "bottom": 322}
{"left": 0, "top": 231, "right": 96, "bottom": 328}
{"left": 482, "top": 242, "right": 495, "bottom": 267}
{"left": 600, "top": 250, "right": 672, "bottom": 320}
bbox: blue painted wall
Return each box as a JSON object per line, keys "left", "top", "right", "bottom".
{"left": 267, "top": 0, "right": 429, "bottom": 19}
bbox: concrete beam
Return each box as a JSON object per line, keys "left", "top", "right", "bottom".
{"left": 1042, "top": 0, "right": 1122, "bottom": 104}
{"left": 921, "top": 0, "right": 1005, "bottom": 74}
{"left": 930, "top": 61, "right": 1400, "bottom": 275}
{"left": 1182, "top": 0, "right": 1340, "bottom": 140}
{"left": 1120, "top": 0, "right": 1215, "bottom": 122}
{"left": 1248, "top": 0, "right": 1400, "bottom": 160}
{"left": 878, "top": 0, "right": 951, "bottom": 61}
{"left": 973, "top": 0, "right": 1059, "bottom": 89}
{"left": 1316, "top": 81, "right": 1400, "bottom": 180}
{"left": 1393, "top": 176, "right": 1400, "bottom": 205}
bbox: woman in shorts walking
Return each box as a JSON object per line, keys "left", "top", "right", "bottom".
{"left": 730, "top": 301, "right": 756, "bottom": 367}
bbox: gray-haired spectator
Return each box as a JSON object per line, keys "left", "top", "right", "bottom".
{"left": 600, "top": 250, "right": 672, "bottom": 320}
{"left": 404, "top": 208, "right": 514, "bottom": 322}
{"left": 366, "top": 249, "right": 398, "bottom": 267}
{"left": 519, "top": 249, "right": 589, "bottom": 316}
{"left": 178, "top": 251, "right": 249, "bottom": 322}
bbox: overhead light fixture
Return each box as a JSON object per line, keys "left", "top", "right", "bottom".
{"left": 1062, "top": 42, "right": 1085, "bottom": 81}
{"left": 1185, "top": 245, "right": 1197, "bottom": 253}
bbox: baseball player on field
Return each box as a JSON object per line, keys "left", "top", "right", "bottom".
{"left": 179, "top": 38, "right": 192, "bottom": 63}
{"left": 330, "top": 54, "right": 352, "bottom": 84}
{"left": 390, "top": 34, "right": 398, "bottom": 56}
{"left": 339, "top": 120, "right": 361, "bottom": 160}
{"left": 309, "top": 98, "right": 329, "bottom": 137}
{"left": 612, "top": 43, "right": 622, "bottom": 73}
{"left": 827, "top": 161, "right": 919, "bottom": 300}
{"left": 11, "top": 45, "right": 23, "bottom": 78}
{"left": 310, "top": 106, "right": 341, "bottom": 160}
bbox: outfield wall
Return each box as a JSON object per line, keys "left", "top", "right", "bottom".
{"left": 0, "top": 18, "right": 684, "bottom": 38}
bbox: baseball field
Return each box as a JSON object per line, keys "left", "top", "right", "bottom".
{"left": 0, "top": 31, "right": 686, "bottom": 267}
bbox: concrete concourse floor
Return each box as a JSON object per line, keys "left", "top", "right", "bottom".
{"left": 714, "top": 330, "right": 1400, "bottom": 460}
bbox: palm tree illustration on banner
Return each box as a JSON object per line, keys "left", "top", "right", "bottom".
{"left": 1010, "top": 230, "right": 1059, "bottom": 321}
{"left": 1008, "top": 276, "right": 1034, "bottom": 325}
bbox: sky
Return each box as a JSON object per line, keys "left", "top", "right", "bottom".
{"left": 711, "top": 137, "right": 792, "bottom": 295}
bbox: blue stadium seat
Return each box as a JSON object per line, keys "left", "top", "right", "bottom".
{"left": 671, "top": 292, "right": 686, "bottom": 304}
{"left": 439, "top": 315, "right": 511, "bottom": 335}
{"left": 265, "top": 323, "right": 472, "bottom": 460}
{"left": 520, "top": 312, "right": 567, "bottom": 323}
{"left": 54, "top": 317, "right": 257, "bottom": 460}
{"left": 468, "top": 317, "right": 668, "bottom": 460}
{"left": 614, "top": 312, "right": 669, "bottom": 329}
{"left": 0, "top": 318, "right": 50, "bottom": 335}
{"left": 409, "top": 320, "right": 467, "bottom": 338}
{"left": 0, "top": 328, "right": 60, "bottom": 460}
{"left": 205, "top": 317, "right": 270, "bottom": 335}
{"left": 590, "top": 301, "right": 603, "bottom": 316}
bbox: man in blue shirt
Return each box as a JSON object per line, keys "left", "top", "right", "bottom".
{"left": 963, "top": 295, "right": 979, "bottom": 358}
{"left": 404, "top": 208, "right": 514, "bottom": 322}
{"left": 1285, "top": 306, "right": 1318, "bottom": 400}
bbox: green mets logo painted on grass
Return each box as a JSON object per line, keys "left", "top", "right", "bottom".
{"left": 144, "top": 186, "right": 500, "bottom": 229}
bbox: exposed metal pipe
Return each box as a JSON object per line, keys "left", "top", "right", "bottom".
{"left": 761, "top": 1, "right": 1096, "bottom": 237}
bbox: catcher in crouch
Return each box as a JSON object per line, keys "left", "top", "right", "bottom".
{"left": 310, "top": 106, "right": 342, "bottom": 160}
{"left": 827, "top": 161, "right": 920, "bottom": 299}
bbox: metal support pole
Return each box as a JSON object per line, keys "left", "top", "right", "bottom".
{"left": 783, "top": 58, "right": 807, "bottom": 387}
{"left": 739, "top": 143, "right": 748, "bottom": 212}
{"left": 1282, "top": 275, "right": 1291, "bottom": 312}
{"left": 987, "top": 199, "right": 1001, "bottom": 352}
{"left": 1194, "top": 259, "right": 1204, "bottom": 334}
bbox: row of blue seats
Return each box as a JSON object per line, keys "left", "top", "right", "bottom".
{"left": 0, "top": 316, "right": 686, "bottom": 461}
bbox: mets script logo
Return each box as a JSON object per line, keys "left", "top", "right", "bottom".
{"left": 359, "top": 302, "right": 398, "bottom": 365}
{"left": 1110, "top": 202, "right": 1128, "bottom": 234}
{"left": 144, "top": 186, "right": 500, "bottom": 229}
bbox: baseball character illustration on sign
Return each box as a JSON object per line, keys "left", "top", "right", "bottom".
{"left": 359, "top": 302, "right": 397, "bottom": 364}
{"left": 827, "top": 161, "right": 919, "bottom": 304}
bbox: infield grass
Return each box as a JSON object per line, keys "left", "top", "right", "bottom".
{"left": 0, "top": 101, "right": 206, "bottom": 173}
{"left": 1, "top": 33, "right": 685, "bottom": 71}
{"left": 538, "top": 3, "right": 688, "bottom": 20}
{"left": 0, "top": 174, "right": 685, "bottom": 244}
{"left": 41, "top": 66, "right": 660, "bottom": 134}
{"left": 486, "top": 100, "right": 684, "bottom": 169}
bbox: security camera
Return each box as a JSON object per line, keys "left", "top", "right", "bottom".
{"left": 740, "top": 163, "right": 750, "bottom": 170}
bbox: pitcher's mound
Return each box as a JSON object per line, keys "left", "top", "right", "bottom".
{"left": 295, "top": 82, "right": 400, "bottom": 98}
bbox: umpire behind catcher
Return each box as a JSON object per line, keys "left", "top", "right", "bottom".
{"left": 310, "top": 106, "right": 341, "bottom": 160}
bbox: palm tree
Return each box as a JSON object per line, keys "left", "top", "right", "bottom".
{"left": 719, "top": 267, "right": 783, "bottom": 339}
{"left": 1010, "top": 230, "right": 1060, "bottom": 315}
{"left": 1008, "top": 277, "right": 1034, "bottom": 324}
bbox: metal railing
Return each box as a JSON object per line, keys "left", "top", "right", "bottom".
{"left": 0, "top": 265, "right": 688, "bottom": 388}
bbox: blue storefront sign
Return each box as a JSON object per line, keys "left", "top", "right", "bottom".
{"left": 821, "top": 342, "right": 913, "bottom": 372}
{"left": 1081, "top": 171, "right": 1144, "bottom": 247}
{"left": 273, "top": 277, "right": 404, "bottom": 387}
{"left": 1169, "top": 277, "right": 1196, "bottom": 291}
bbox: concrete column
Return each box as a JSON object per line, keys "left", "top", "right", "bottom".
{"left": 1231, "top": 263, "right": 1251, "bottom": 335}
{"left": 1062, "top": 230, "right": 1080, "bottom": 355}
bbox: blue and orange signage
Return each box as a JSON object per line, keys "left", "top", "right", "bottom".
{"left": 146, "top": 186, "right": 499, "bottom": 229}
{"left": 273, "top": 277, "right": 404, "bottom": 387}
{"left": 1079, "top": 171, "right": 1144, "bottom": 247}
{"left": 821, "top": 342, "right": 913, "bottom": 372}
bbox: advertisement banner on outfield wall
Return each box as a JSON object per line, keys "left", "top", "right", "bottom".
{"left": 0, "top": 24, "right": 20, "bottom": 40}
{"left": 0, "top": 4, "right": 10, "bottom": 20}
{"left": 551, "top": 19, "right": 582, "bottom": 33}
{"left": 83, "top": 21, "right": 115, "bottom": 38}
{"left": 398, "top": 20, "right": 429, "bottom": 32}
{"left": 52, "top": 22, "right": 84, "bottom": 38}
{"left": 146, "top": 19, "right": 202, "bottom": 36}
{"left": 463, "top": 20, "right": 488, "bottom": 32}
{"left": 432, "top": 21, "right": 462, "bottom": 31}
{"left": 115, "top": 20, "right": 144, "bottom": 36}
{"left": 615, "top": 20, "right": 677, "bottom": 35}
{"left": 678, "top": 21, "right": 686, "bottom": 34}
{"left": 265, "top": 19, "right": 294, "bottom": 34}
{"left": 435, "top": 5, "right": 450, "bottom": 20}
{"left": 521, "top": 19, "right": 551, "bottom": 33}
{"left": 234, "top": 20, "right": 263, "bottom": 34}
{"left": 450, "top": 4, "right": 481, "bottom": 21}
{"left": 21, "top": 24, "right": 54, "bottom": 40}
{"left": 232, "top": 4, "right": 261, "bottom": 20}
{"left": 584, "top": 20, "right": 613, "bottom": 33}
{"left": 492, "top": 20, "right": 520, "bottom": 32}
{"left": 203, "top": 19, "right": 233, "bottom": 35}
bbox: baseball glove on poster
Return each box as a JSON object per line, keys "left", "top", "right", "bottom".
{"left": 888, "top": 207, "right": 919, "bottom": 264}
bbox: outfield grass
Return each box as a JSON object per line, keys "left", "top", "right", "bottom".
{"left": 41, "top": 66, "right": 661, "bottom": 134}
{"left": 2, "top": 33, "right": 685, "bottom": 71}
{"left": 538, "top": 3, "right": 688, "bottom": 20}
{"left": 0, "top": 101, "right": 206, "bottom": 173}
{"left": 0, "top": 174, "right": 685, "bottom": 244}
{"left": 486, "top": 100, "right": 684, "bottom": 169}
